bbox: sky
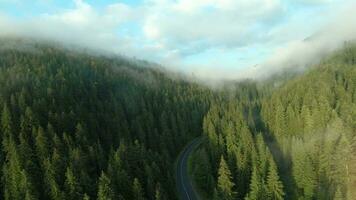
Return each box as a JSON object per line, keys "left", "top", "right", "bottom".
{"left": 0, "top": 0, "right": 356, "bottom": 80}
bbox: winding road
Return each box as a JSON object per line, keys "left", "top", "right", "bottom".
{"left": 176, "top": 137, "right": 203, "bottom": 200}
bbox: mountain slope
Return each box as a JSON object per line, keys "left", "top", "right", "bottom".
{"left": 1, "top": 38, "right": 355, "bottom": 200}
{"left": 0, "top": 39, "right": 212, "bottom": 200}
{"left": 191, "top": 44, "right": 356, "bottom": 200}
{"left": 261, "top": 43, "right": 356, "bottom": 199}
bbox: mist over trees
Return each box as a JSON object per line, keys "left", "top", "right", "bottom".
{"left": 0, "top": 38, "right": 355, "bottom": 200}
{"left": 0, "top": 39, "right": 213, "bottom": 200}
{"left": 261, "top": 43, "right": 356, "bottom": 199}
{"left": 191, "top": 43, "right": 356, "bottom": 200}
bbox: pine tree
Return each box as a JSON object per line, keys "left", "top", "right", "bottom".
{"left": 64, "top": 167, "right": 82, "bottom": 200}
{"left": 193, "top": 148, "right": 214, "bottom": 192}
{"left": 97, "top": 172, "right": 114, "bottom": 200}
{"left": 35, "top": 126, "right": 49, "bottom": 162}
{"left": 274, "top": 100, "right": 286, "bottom": 138}
{"left": 217, "top": 156, "right": 236, "bottom": 200}
{"left": 83, "top": 193, "right": 90, "bottom": 200}
{"left": 292, "top": 140, "right": 316, "bottom": 199}
{"left": 245, "top": 167, "right": 263, "bottom": 200}
{"left": 3, "top": 138, "right": 24, "bottom": 200}
{"left": 107, "top": 150, "right": 130, "bottom": 199}
{"left": 301, "top": 105, "right": 313, "bottom": 135}
{"left": 133, "top": 178, "right": 145, "bottom": 200}
{"left": 19, "top": 170, "right": 36, "bottom": 200}
{"left": 1, "top": 103, "right": 13, "bottom": 148}
{"left": 75, "top": 123, "right": 88, "bottom": 147}
{"left": 43, "top": 158, "right": 63, "bottom": 200}
{"left": 266, "top": 158, "right": 284, "bottom": 200}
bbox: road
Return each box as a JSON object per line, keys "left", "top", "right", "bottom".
{"left": 176, "top": 137, "right": 203, "bottom": 200}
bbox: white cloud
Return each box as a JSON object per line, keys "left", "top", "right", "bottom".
{"left": 0, "top": 0, "right": 151, "bottom": 57}
{"left": 142, "top": 0, "right": 285, "bottom": 52}
{"left": 250, "top": 1, "right": 356, "bottom": 79}
{"left": 0, "top": 0, "right": 354, "bottom": 81}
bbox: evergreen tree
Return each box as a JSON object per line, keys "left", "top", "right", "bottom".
{"left": 132, "top": 178, "right": 145, "bottom": 200}
{"left": 3, "top": 138, "right": 24, "bottom": 200}
{"left": 217, "top": 156, "right": 236, "bottom": 200}
{"left": 64, "top": 167, "right": 82, "bottom": 200}
{"left": 266, "top": 158, "right": 284, "bottom": 200}
{"left": 245, "top": 167, "right": 263, "bottom": 200}
{"left": 97, "top": 172, "right": 114, "bottom": 200}
{"left": 1, "top": 104, "right": 12, "bottom": 148}
{"left": 35, "top": 126, "right": 49, "bottom": 162}
{"left": 83, "top": 193, "right": 90, "bottom": 200}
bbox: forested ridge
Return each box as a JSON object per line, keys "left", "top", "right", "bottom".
{"left": 191, "top": 44, "right": 356, "bottom": 200}
{"left": 0, "top": 39, "right": 213, "bottom": 200}
{"left": 0, "top": 38, "right": 355, "bottom": 200}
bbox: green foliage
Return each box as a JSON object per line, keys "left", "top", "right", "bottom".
{"left": 244, "top": 167, "right": 263, "bottom": 200}
{"left": 217, "top": 156, "right": 236, "bottom": 200}
{"left": 0, "top": 38, "right": 355, "bottom": 200}
{"left": 193, "top": 44, "right": 356, "bottom": 200}
{"left": 0, "top": 39, "right": 211, "bottom": 200}
{"left": 266, "top": 158, "right": 284, "bottom": 200}
{"left": 97, "top": 172, "right": 114, "bottom": 200}
{"left": 192, "top": 148, "right": 214, "bottom": 194}
{"left": 132, "top": 178, "right": 145, "bottom": 200}
{"left": 261, "top": 44, "right": 356, "bottom": 199}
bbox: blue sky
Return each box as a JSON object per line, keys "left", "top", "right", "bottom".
{"left": 0, "top": 0, "right": 355, "bottom": 79}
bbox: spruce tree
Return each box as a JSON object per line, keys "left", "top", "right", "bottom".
{"left": 1, "top": 104, "right": 12, "bottom": 148}
{"left": 83, "top": 193, "right": 90, "bottom": 200}
{"left": 266, "top": 158, "right": 284, "bottom": 200}
{"left": 97, "top": 172, "right": 114, "bottom": 200}
{"left": 217, "top": 156, "right": 236, "bottom": 200}
{"left": 64, "top": 167, "right": 82, "bottom": 200}
{"left": 132, "top": 178, "right": 145, "bottom": 200}
{"left": 245, "top": 167, "right": 262, "bottom": 200}
{"left": 35, "top": 126, "right": 49, "bottom": 162}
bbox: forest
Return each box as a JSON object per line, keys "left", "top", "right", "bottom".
{"left": 191, "top": 43, "right": 356, "bottom": 200}
{"left": 0, "top": 38, "right": 355, "bottom": 200}
{"left": 0, "top": 39, "right": 213, "bottom": 200}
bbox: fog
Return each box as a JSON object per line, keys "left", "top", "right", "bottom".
{"left": 251, "top": 3, "right": 356, "bottom": 80}
{"left": 0, "top": 0, "right": 355, "bottom": 82}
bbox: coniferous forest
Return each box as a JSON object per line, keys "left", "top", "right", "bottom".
{"left": 0, "top": 38, "right": 355, "bottom": 200}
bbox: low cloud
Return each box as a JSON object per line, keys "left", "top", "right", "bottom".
{"left": 185, "top": 0, "right": 356, "bottom": 81}
{"left": 250, "top": 1, "right": 356, "bottom": 80}
{"left": 0, "top": 0, "right": 355, "bottom": 81}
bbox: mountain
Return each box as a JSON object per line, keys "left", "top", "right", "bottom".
{"left": 0, "top": 38, "right": 355, "bottom": 200}
{"left": 191, "top": 43, "right": 356, "bottom": 200}
{"left": 0, "top": 38, "right": 212, "bottom": 200}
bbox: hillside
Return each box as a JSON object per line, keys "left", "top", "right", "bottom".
{"left": 191, "top": 44, "right": 356, "bottom": 200}
{"left": 0, "top": 38, "right": 355, "bottom": 200}
{"left": 261, "top": 44, "right": 356, "bottom": 199}
{"left": 0, "top": 39, "right": 212, "bottom": 200}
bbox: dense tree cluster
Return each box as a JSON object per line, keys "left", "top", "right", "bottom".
{"left": 0, "top": 40, "right": 212, "bottom": 200}
{"left": 192, "top": 44, "right": 356, "bottom": 200}
{"left": 0, "top": 38, "right": 355, "bottom": 200}
{"left": 261, "top": 43, "right": 356, "bottom": 199}
{"left": 191, "top": 83, "right": 284, "bottom": 200}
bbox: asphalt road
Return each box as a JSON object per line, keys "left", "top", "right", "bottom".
{"left": 176, "top": 137, "right": 203, "bottom": 200}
